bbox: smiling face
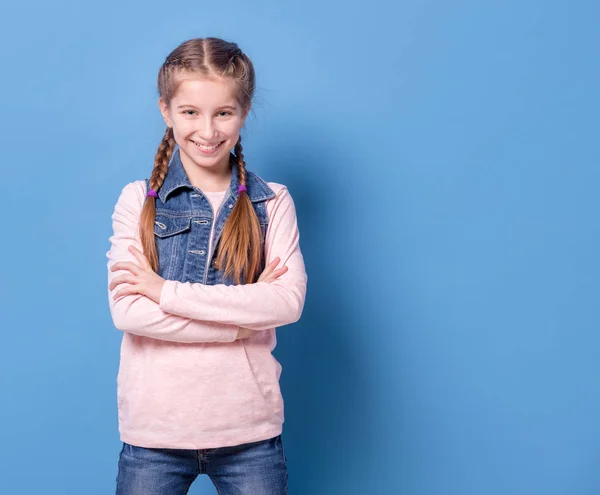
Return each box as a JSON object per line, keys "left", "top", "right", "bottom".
{"left": 159, "top": 74, "right": 249, "bottom": 178}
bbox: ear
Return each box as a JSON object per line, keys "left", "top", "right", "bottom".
{"left": 240, "top": 104, "right": 251, "bottom": 126}
{"left": 158, "top": 97, "right": 172, "bottom": 127}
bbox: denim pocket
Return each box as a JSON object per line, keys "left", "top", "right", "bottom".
{"left": 154, "top": 216, "right": 192, "bottom": 237}
{"left": 153, "top": 214, "right": 192, "bottom": 278}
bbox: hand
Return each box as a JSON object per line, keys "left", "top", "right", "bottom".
{"left": 236, "top": 257, "right": 288, "bottom": 340}
{"left": 257, "top": 257, "right": 288, "bottom": 283}
{"left": 109, "top": 245, "right": 166, "bottom": 304}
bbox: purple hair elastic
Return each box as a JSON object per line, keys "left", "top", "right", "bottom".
{"left": 238, "top": 185, "right": 247, "bottom": 194}
{"left": 147, "top": 189, "right": 158, "bottom": 198}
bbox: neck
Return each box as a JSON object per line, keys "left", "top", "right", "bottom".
{"left": 180, "top": 152, "right": 233, "bottom": 192}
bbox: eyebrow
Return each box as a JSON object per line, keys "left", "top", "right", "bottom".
{"left": 177, "top": 104, "right": 237, "bottom": 111}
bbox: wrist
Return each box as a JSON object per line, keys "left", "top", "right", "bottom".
{"left": 158, "top": 279, "right": 171, "bottom": 307}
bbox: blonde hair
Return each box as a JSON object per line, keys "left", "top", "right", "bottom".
{"left": 139, "top": 37, "right": 262, "bottom": 285}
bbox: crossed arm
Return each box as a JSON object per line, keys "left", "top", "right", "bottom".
{"left": 106, "top": 180, "right": 308, "bottom": 343}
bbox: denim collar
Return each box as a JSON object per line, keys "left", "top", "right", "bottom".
{"left": 157, "top": 146, "right": 276, "bottom": 203}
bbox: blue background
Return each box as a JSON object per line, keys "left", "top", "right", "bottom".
{"left": 0, "top": 1, "right": 598, "bottom": 493}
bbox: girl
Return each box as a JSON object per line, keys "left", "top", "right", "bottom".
{"left": 106, "top": 37, "right": 307, "bottom": 494}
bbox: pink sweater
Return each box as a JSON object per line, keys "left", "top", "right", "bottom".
{"left": 106, "top": 179, "right": 307, "bottom": 449}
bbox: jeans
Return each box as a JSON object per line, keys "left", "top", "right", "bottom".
{"left": 116, "top": 434, "right": 288, "bottom": 494}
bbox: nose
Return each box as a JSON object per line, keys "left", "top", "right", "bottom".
{"left": 196, "top": 116, "right": 217, "bottom": 139}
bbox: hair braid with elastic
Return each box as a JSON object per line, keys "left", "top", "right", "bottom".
{"left": 139, "top": 127, "right": 175, "bottom": 273}
{"left": 216, "top": 135, "right": 263, "bottom": 284}
{"left": 233, "top": 139, "right": 247, "bottom": 186}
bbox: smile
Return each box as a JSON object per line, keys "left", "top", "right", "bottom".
{"left": 191, "top": 140, "right": 225, "bottom": 151}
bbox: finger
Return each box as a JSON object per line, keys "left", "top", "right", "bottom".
{"left": 129, "top": 245, "right": 152, "bottom": 271}
{"left": 264, "top": 269, "right": 286, "bottom": 283}
{"left": 262, "top": 257, "right": 281, "bottom": 275}
{"left": 110, "top": 261, "right": 143, "bottom": 276}
{"left": 265, "top": 267, "right": 287, "bottom": 283}
{"left": 273, "top": 266, "right": 288, "bottom": 277}
{"left": 109, "top": 275, "right": 137, "bottom": 291}
{"left": 113, "top": 287, "right": 131, "bottom": 300}
{"left": 113, "top": 285, "right": 144, "bottom": 300}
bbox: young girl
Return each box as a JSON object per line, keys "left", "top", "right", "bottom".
{"left": 106, "top": 37, "right": 307, "bottom": 494}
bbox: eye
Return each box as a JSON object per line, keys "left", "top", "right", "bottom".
{"left": 183, "top": 110, "right": 197, "bottom": 115}
{"left": 218, "top": 111, "right": 232, "bottom": 117}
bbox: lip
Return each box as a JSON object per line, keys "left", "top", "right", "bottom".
{"left": 192, "top": 139, "right": 224, "bottom": 147}
{"left": 191, "top": 139, "right": 225, "bottom": 155}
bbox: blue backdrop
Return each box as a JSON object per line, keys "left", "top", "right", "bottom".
{"left": 0, "top": 1, "right": 598, "bottom": 493}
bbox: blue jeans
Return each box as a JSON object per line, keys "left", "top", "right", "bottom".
{"left": 116, "top": 434, "right": 288, "bottom": 494}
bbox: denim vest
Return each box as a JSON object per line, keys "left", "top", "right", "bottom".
{"left": 147, "top": 147, "right": 276, "bottom": 286}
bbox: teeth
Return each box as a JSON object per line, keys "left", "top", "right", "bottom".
{"left": 193, "top": 140, "right": 222, "bottom": 150}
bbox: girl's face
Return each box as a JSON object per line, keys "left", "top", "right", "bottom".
{"left": 159, "top": 75, "right": 249, "bottom": 175}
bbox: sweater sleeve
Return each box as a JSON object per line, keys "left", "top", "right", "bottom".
{"left": 106, "top": 181, "right": 239, "bottom": 343}
{"left": 158, "top": 184, "right": 308, "bottom": 331}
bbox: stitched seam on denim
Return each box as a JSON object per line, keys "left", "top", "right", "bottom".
{"left": 247, "top": 170, "right": 277, "bottom": 201}
{"left": 183, "top": 478, "right": 195, "bottom": 494}
{"left": 166, "top": 232, "right": 178, "bottom": 279}
{"left": 210, "top": 477, "right": 222, "bottom": 495}
{"left": 155, "top": 227, "right": 190, "bottom": 237}
{"left": 155, "top": 210, "right": 210, "bottom": 219}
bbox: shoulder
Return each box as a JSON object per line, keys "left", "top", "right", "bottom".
{"left": 242, "top": 166, "right": 294, "bottom": 219}
{"left": 244, "top": 168, "right": 291, "bottom": 199}
{"left": 265, "top": 181, "right": 288, "bottom": 198}
{"left": 262, "top": 181, "right": 299, "bottom": 221}
{"left": 113, "top": 180, "right": 147, "bottom": 214}
{"left": 120, "top": 179, "right": 146, "bottom": 200}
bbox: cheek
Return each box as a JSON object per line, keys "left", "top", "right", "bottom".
{"left": 173, "top": 125, "right": 194, "bottom": 142}
{"left": 173, "top": 120, "right": 194, "bottom": 137}
{"left": 219, "top": 120, "right": 242, "bottom": 138}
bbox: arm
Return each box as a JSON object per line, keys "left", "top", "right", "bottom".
{"left": 159, "top": 185, "right": 308, "bottom": 331}
{"left": 106, "top": 181, "right": 240, "bottom": 343}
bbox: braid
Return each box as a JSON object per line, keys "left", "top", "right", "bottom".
{"left": 140, "top": 126, "right": 176, "bottom": 273}
{"left": 149, "top": 127, "right": 175, "bottom": 191}
{"left": 217, "top": 134, "right": 263, "bottom": 284}
{"left": 233, "top": 137, "right": 247, "bottom": 188}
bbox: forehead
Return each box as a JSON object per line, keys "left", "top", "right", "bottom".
{"left": 171, "top": 75, "right": 239, "bottom": 108}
